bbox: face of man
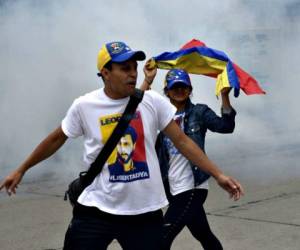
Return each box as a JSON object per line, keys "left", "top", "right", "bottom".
{"left": 101, "top": 59, "right": 138, "bottom": 99}
{"left": 117, "top": 134, "right": 135, "bottom": 162}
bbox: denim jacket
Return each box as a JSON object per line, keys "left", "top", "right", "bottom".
{"left": 156, "top": 98, "right": 236, "bottom": 188}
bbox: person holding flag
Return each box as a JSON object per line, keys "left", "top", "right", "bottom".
{"left": 142, "top": 62, "right": 237, "bottom": 250}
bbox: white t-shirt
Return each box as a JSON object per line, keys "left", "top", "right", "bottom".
{"left": 164, "top": 112, "right": 208, "bottom": 196}
{"left": 62, "top": 88, "right": 176, "bottom": 215}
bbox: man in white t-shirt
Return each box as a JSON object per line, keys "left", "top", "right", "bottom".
{"left": 0, "top": 41, "right": 244, "bottom": 250}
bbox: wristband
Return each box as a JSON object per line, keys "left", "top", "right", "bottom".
{"left": 145, "top": 78, "right": 153, "bottom": 85}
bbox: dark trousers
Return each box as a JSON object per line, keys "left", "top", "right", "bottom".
{"left": 162, "top": 189, "right": 223, "bottom": 250}
{"left": 63, "top": 204, "right": 163, "bottom": 250}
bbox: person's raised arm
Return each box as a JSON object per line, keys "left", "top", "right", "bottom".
{"left": 163, "top": 120, "right": 244, "bottom": 200}
{"left": 0, "top": 126, "right": 68, "bottom": 195}
{"left": 140, "top": 59, "right": 157, "bottom": 91}
{"left": 220, "top": 87, "right": 233, "bottom": 110}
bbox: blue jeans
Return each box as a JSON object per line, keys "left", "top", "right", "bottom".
{"left": 162, "top": 189, "right": 223, "bottom": 250}
{"left": 63, "top": 204, "right": 163, "bottom": 250}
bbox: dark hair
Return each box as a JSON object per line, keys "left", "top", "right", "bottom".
{"left": 124, "top": 125, "right": 137, "bottom": 144}
{"left": 103, "top": 61, "right": 112, "bottom": 70}
{"left": 97, "top": 61, "right": 113, "bottom": 78}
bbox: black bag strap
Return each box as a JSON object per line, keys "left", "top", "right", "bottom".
{"left": 82, "top": 88, "right": 144, "bottom": 186}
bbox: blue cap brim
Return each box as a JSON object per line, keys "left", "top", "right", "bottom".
{"left": 111, "top": 51, "right": 146, "bottom": 63}
{"left": 166, "top": 80, "right": 191, "bottom": 90}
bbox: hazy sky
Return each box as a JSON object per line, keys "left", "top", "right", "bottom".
{"left": 1, "top": 0, "right": 299, "bottom": 183}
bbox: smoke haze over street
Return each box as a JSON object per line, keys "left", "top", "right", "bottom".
{"left": 1, "top": 0, "right": 300, "bottom": 184}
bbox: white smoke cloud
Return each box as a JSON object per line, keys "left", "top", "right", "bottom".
{"left": 0, "top": 0, "right": 299, "bottom": 183}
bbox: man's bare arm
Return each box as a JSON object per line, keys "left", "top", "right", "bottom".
{"left": 0, "top": 126, "right": 68, "bottom": 195}
{"left": 163, "top": 120, "right": 244, "bottom": 200}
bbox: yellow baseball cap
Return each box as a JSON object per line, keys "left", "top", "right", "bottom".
{"left": 97, "top": 41, "right": 146, "bottom": 72}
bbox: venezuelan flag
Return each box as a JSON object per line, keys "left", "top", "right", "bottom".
{"left": 152, "top": 39, "right": 265, "bottom": 97}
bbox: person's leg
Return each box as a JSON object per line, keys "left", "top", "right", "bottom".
{"left": 63, "top": 204, "right": 119, "bottom": 250}
{"left": 117, "top": 210, "right": 163, "bottom": 250}
{"left": 161, "top": 190, "right": 196, "bottom": 250}
{"left": 186, "top": 189, "right": 223, "bottom": 250}
{"left": 117, "top": 221, "right": 163, "bottom": 250}
{"left": 63, "top": 216, "right": 114, "bottom": 250}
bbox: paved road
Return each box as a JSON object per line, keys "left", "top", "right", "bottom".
{"left": 0, "top": 178, "right": 299, "bottom": 250}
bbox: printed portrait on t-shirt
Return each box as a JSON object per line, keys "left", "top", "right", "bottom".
{"left": 99, "top": 111, "right": 149, "bottom": 182}
{"left": 164, "top": 112, "right": 185, "bottom": 156}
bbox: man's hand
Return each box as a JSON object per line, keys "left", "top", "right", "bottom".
{"left": 0, "top": 169, "right": 24, "bottom": 196}
{"left": 215, "top": 173, "right": 244, "bottom": 201}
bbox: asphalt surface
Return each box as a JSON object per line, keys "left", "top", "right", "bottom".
{"left": 0, "top": 178, "right": 299, "bottom": 250}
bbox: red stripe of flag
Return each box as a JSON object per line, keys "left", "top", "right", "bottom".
{"left": 180, "top": 39, "right": 266, "bottom": 95}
